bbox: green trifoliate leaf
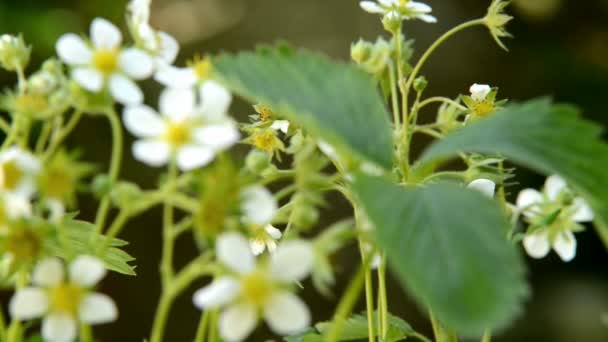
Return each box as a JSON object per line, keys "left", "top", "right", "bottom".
{"left": 352, "top": 174, "right": 528, "bottom": 336}
{"left": 213, "top": 46, "right": 393, "bottom": 169}
{"left": 418, "top": 98, "right": 608, "bottom": 249}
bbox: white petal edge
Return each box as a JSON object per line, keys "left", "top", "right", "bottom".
{"left": 91, "top": 17, "right": 122, "bottom": 50}
{"left": 193, "top": 277, "right": 241, "bottom": 309}
{"left": 55, "top": 34, "right": 92, "bottom": 65}
{"left": 544, "top": 175, "right": 567, "bottom": 201}
{"left": 522, "top": 231, "right": 551, "bottom": 259}
{"left": 72, "top": 68, "right": 103, "bottom": 92}
{"left": 123, "top": 105, "right": 165, "bottom": 138}
{"left": 42, "top": 313, "right": 77, "bottom": 342}
{"left": 240, "top": 186, "right": 277, "bottom": 226}
{"left": 193, "top": 123, "right": 240, "bottom": 151}
{"left": 553, "top": 231, "right": 577, "bottom": 262}
{"left": 263, "top": 291, "right": 310, "bottom": 336}
{"left": 571, "top": 197, "right": 594, "bottom": 222}
{"left": 160, "top": 87, "right": 195, "bottom": 120}
{"left": 467, "top": 179, "right": 496, "bottom": 198}
{"left": 32, "top": 258, "right": 64, "bottom": 287}
{"left": 154, "top": 65, "right": 197, "bottom": 88}
{"left": 158, "top": 32, "right": 179, "bottom": 64}
{"left": 132, "top": 140, "right": 171, "bottom": 167}
{"left": 199, "top": 81, "right": 232, "bottom": 121}
{"left": 176, "top": 145, "right": 215, "bottom": 171}
{"left": 79, "top": 293, "right": 118, "bottom": 324}
{"left": 218, "top": 302, "right": 258, "bottom": 342}
{"left": 109, "top": 74, "right": 143, "bottom": 105}
{"left": 119, "top": 48, "right": 154, "bottom": 80}
{"left": 216, "top": 232, "right": 255, "bottom": 274}
{"left": 9, "top": 287, "right": 49, "bottom": 320}
{"left": 469, "top": 83, "right": 491, "bottom": 101}
{"left": 270, "top": 120, "right": 290, "bottom": 134}
{"left": 360, "top": 1, "right": 385, "bottom": 14}
{"left": 270, "top": 240, "right": 313, "bottom": 282}
{"left": 516, "top": 188, "right": 543, "bottom": 215}
{"left": 69, "top": 255, "right": 106, "bottom": 287}
{"left": 250, "top": 239, "right": 266, "bottom": 256}
{"left": 265, "top": 225, "right": 282, "bottom": 240}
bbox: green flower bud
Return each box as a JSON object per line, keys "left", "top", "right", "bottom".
{"left": 350, "top": 39, "right": 372, "bottom": 64}
{"left": 382, "top": 11, "right": 402, "bottom": 33}
{"left": 245, "top": 150, "right": 271, "bottom": 174}
{"left": 413, "top": 76, "right": 428, "bottom": 93}
{"left": 0, "top": 34, "right": 31, "bottom": 71}
{"left": 110, "top": 182, "right": 143, "bottom": 209}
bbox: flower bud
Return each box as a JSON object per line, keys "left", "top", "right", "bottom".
{"left": 350, "top": 39, "right": 372, "bottom": 64}
{"left": 382, "top": 11, "right": 402, "bottom": 33}
{"left": 0, "top": 34, "right": 31, "bottom": 71}
{"left": 413, "top": 76, "right": 428, "bottom": 93}
{"left": 245, "top": 150, "right": 271, "bottom": 174}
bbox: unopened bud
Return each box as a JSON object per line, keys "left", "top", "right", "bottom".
{"left": 350, "top": 39, "right": 372, "bottom": 64}
{"left": 0, "top": 34, "right": 31, "bottom": 71}
{"left": 382, "top": 11, "right": 402, "bottom": 33}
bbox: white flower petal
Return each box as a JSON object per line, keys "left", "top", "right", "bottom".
{"left": 158, "top": 32, "right": 179, "bottom": 64}
{"left": 42, "top": 313, "right": 77, "bottom": 342}
{"left": 378, "top": 0, "right": 397, "bottom": 6}
{"left": 4, "top": 193, "right": 32, "bottom": 219}
{"left": 132, "top": 140, "right": 171, "bottom": 167}
{"left": 467, "top": 179, "right": 496, "bottom": 198}
{"left": 9, "top": 287, "right": 49, "bottom": 320}
{"left": 544, "top": 175, "right": 567, "bottom": 201}
{"left": 360, "top": 1, "right": 385, "bottom": 13}
{"left": 193, "top": 277, "right": 241, "bottom": 309}
{"left": 263, "top": 291, "right": 310, "bottom": 335}
{"left": 55, "top": 34, "right": 92, "bottom": 65}
{"left": 240, "top": 186, "right": 277, "bottom": 226}
{"left": 199, "top": 81, "right": 232, "bottom": 121}
{"left": 176, "top": 145, "right": 215, "bottom": 171}
{"left": 69, "top": 255, "right": 106, "bottom": 287}
{"left": 516, "top": 188, "right": 543, "bottom": 215}
{"left": 408, "top": 1, "right": 433, "bottom": 13}
{"left": 270, "top": 240, "right": 313, "bottom": 282}
{"left": 119, "top": 48, "right": 154, "bottom": 80}
{"left": 109, "top": 74, "right": 143, "bottom": 105}
{"left": 270, "top": 120, "right": 290, "bottom": 134}
{"left": 417, "top": 14, "right": 437, "bottom": 23}
{"left": 193, "top": 123, "right": 240, "bottom": 151}
{"left": 553, "top": 231, "right": 577, "bottom": 262}
{"left": 91, "top": 18, "right": 122, "bottom": 49}
{"left": 123, "top": 105, "right": 165, "bottom": 138}
{"left": 79, "top": 293, "right": 118, "bottom": 324}
{"left": 265, "top": 225, "right": 282, "bottom": 239}
{"left": 216, "top": 232, "right": 255, "bottom": 274}
{"left": 571, "top": 197, "right": 594, "bottom": 222}
{"left": 523, "top": 231, "right": 551, "bottom": 259}
{"left": 160, "top": 87, "right": 195, "bottom": 120}
{"left": 32, "top": 258, "right": 64, "bottom": 287}
{"left": 469, "top": 83, "right": 491, "bottom": 101}
{"left": 154, "top": 65, "right": 197, "bottom": 88}
{"left": 250, "top": 239, "right": 266, "bottom": 256}
{"left": 219, "top": 303, "right": 258, "bottom": 342}
{"left": 72, "top": 68, "right": 103, "bottom": 92}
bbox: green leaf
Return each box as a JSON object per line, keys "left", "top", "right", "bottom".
{"left": 48, "top": 219, "right": 136, "bottom": 276}
{"left": 213, "top": 46, "right": 394, "bottom": 168}
{"left": 352, "top": 174, "right": 528, "bottom": 336}
{"left": 286, "top": 311, "right": 413, "bottom": 342}
{"left": 418, "top": 98, "right": 608, "bottom": 247}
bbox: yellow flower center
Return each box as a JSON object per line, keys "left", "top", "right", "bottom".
{"left": 253, "top": 131, "right": 277, "bottom": 152}
{"left": 164, "top": 121, "right": 191, "bottom": 147}
{"left": 49, "top": 283, "right": 83, "bottom": 315}
{"left": 7, "top": 227, "right": 41, "bottom": 260}
{"left": 187, "top": 55, "right": 212, "bottom": 81}
{"left": 255, "top": 105, "right": 274, "bottom": 122}
{"left": 41, "top": 167, "right": 74, "bottom": 200}
{"left": 0, "top": 160, "right": 24, "bottom": 191}
{"left": 472, "top": 100, "right": 495, "bottom": 117}
{"left": 241, "top": 271, "right": 273, "bottom": 307}
{"left": 92, "top": 49, "right": 119, "bottom": 75}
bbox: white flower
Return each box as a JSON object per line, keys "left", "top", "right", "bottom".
{"left": 469, "top": 83, "right": 492, "bottom": 101}
{"left": 359, "top": 0, "right": 437, "bottom": 23}
{"left": 10, "top": 256, "right": 117, "bottom": 342}
{"left": 55, "top": 18, "right": 154, "bottom": 105}
{"left": 0, "top": 193, "right": 31, "bottom": 235}
{"left": 0, "top": 146, "right": 40, "bottom": 199}
{"left": 127, "top": 0, "right": 179, "bottom": 67}
{"left": 516, "top": 175, "right": 593, "bottom": 262}
{"left": 193, "top": 232, "right": 313, "bottom": 341}
{"left": 155, "top": 56, "right": 211, "bottom": 89}
{"left": 240, "top": 186, "right": 281, "bottom": 255}
{"left": 123, "top": 83, "right": 239, "bottom": 171}
{"left": 270, "top": 120, "right": 290, "bottom": 134}
{"left": 467, "top": 178, "right": 496, "bottom": 198}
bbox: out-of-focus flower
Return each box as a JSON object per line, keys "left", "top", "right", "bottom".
{"left": 360, "top": 0, "right": 437, "bottom": 23}
{"left": 56, "top": 18, "right": 153, "bottom": 105}
{"left": 462, "top": 83, "right": 504, "bottom": 118}
{"left": 484, "top": 0, "right": 513, "bottom": 51}
{"left": 0, "top": 146, "right": 41, "bottom": 199}
{"left": 240, "top": 186, "right": 281, "bottom": 255}
{"left": 0, "top": 34, "right": 30, "bottom": 71}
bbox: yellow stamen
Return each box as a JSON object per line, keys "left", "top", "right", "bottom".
{"left": 472, "top": 100, "right": 495, "bottom": 117}
{"left": 253, "top": 131, "right": 277, "bottom": 152}
{"left": 164, "top": 121, "right": 191, "bottom": 147}
{"left": 92, "top": 49, "right": 119, "bottom": 75}
{"left": 0, "top": 160, "right": 23, "bottom": 191}
{"left": 49, "top": 283, "right": 83, "bottom": 315}
{"left": 7, "top": 228, "right": 41, "bottom": 260}
{"left": 187, "top": 55, "right": 212, "bottom": 81}
{"left": 241, "top": 271, "right": 273, "bottom": 307}
{"left": 254, "top": 104, "right": 274, "bottom": 122}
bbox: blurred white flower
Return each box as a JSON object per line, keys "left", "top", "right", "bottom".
{"left": 154, "top": 55, "right": 211, "bottom": 89}
{"left": 469, "top": 83, "right": 492, "bottom": 101}
{"left": 123, "top": 83, "right": 239, "bottom": 171}
{"left": 193, "top": 232, "right": 313, "bottom": 341}
{"left": 516, "top": 175, "right": 593, "bottom": 262}
{"left": 359, "top": 0, "right": 437, "bottom": 23}
{"left": 240, "top": 186, "right": 281, "bottom": 255}
{"left": 0, "top": 193, "right": 31, "bottom": 235}
{"left": 10, "top": 256, "right": 117, "bottom": 342}
{"left": 0, "top": 146, "right": 40, "bottom": 199}
{"left": 55, "top": 18, "right": 153, "bottom": 105}
{"left": 467, "top": 178, "right": 496, "bottom": 198}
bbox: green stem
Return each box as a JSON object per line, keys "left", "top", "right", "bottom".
{"left": 208, "top": 310, "right": 219, "bottom": 342}
{"left": 97, "top": 209, "right": 131, "bottom": 255}
{"left": 194, "top": 310, "right": 210, "bottom": 342}
{"left": 94, "top": 108, "right": 123, "bottom": 234}
{"left": 150, "top": 290, "right": 174, "bottom": 342}
{"left": 0, "top": 308, "right": 6, "bottom": 342}
{"left": 358, "top": 241, "right": 375, "bottom": 342}
{"left": 377, "top": 254, "right": 389, "bottom": 340}
{"left": 161, "top": 161, "right": 178, "bottom": 286}
{"left": 35, "top": 121, "right": 52, "bottom": 154}
{"left": 388, "top": 61, "right": 401, "bottom": 127}
{"left": 0, "top": 117, "right": 10, "bottom": 133}
{"left": 43, "top": 111, "right": 82, "bottom": 160}
{"left": 417, "top": 96, "right": 467, "bottom": 112}
{"left": 429, "top": 310, "right": 457, "bottom": 342}
{"left": 80, "top": 322, "right": 93, "bottom": 342}
{"left": 325, "top": 262, "right": 368, "bottom": 342}
{"left": 481, "top": 329, "right": 492, "bottom": 342}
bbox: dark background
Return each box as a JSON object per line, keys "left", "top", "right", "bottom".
{"left": 1, "top": 0, "right": 608, "bottom": 341}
